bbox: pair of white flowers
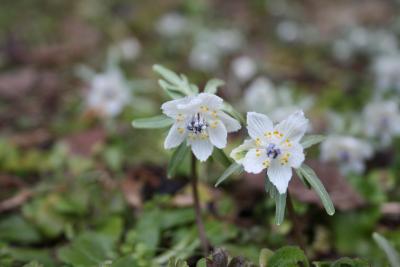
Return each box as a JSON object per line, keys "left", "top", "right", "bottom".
{"left": 162, "top": 92, "right": 308, "bottom": 194}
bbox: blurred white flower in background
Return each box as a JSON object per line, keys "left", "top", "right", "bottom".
{"left": 276, "top": 21, "right": 301, "bottom": 43}
{"left": 372, "top": 54, "right": 400, "bottom": 94}
{"left": 332, "top": 27, "right": 398, "bottom": 62}
{"left": 244, "top": 77, "right": 314, "bottom": 122}
{"left": 189, "top": 29, "right": 244, "bottom": 72}
{"left": 112, "top": 37, "right": 141, "bottom": 61}
{"left": 320, "top": 135, "right": 373, "bottom": 175}
{"left": 156, "top": 13, "right": 189, "bottom": 37}
{"left": 86, "top": 68, "right": 131, "bottom": 118}
{"left": 231, "top": 111, "right": 308, "bottom": 194}
{"left": 363, "top": 100, "right": 400, "bottom": 146}
{"left": 230, "top": 56, "right": 257, "bottom": 83}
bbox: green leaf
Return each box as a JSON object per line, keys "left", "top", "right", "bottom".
{"left": 132, "top": 115, "right": 174, "bottom": 129}
{"left": 265, "top": 178, "right": 286, "bottom": 225}
{"left": 268, "top": 246, "right": 309, "bottom": 267}
{"left": 153, "top": 65, "right": 182, "bottom": 85}
{"left": 159, "top": 80, "right": 186, "bottom": 99}
{"left": 259, "top": 248, "right": 274, "bottom": 267}
{"left": 330, "top": 257, "right": 370, "bottom": 267}
{"left": 167, "top": 257, "right": 189, "bottom": 267}
{"left": 0, "top": 215, "right": 42, "bottom": 244}
{"left": 300, "top": 135, "right": 326, "bottom": 149}
{"left": 215, "top": 162, "right": 243, "bottom": 187}
{"left": 297, "top": 165, "right": 335, "bottom": 216}
{"left": 373, "top": 232, "right": 400, "bottom": 267}
{"left": 295, "top": 169, "right": 311, "bottom": 189}
{"left": 275, "top": 193, "right": 287, "bottom": 226}
{"left": 110, "top": 255, "right": 137, "bottom": 267}
{"left": 168, "top": 143, "right": 190, "bottom": 178}
{"left": 22, "top": 261, "right": 44, "bottom": 267}
{"left": 222, "top": 103, "right": 245, "bottom": 125}
{"left": 212, "top": 148, "right": 232, "bottom": 168}
{"left": 57, "top": 232, "right": 116, "bottom": 266}
{"left": 204, "top": 79, "right": 225, "bottom": 94}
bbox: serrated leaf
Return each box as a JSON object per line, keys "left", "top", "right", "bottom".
{"left": 212, "top": 148, "right": 232, "bottom": 168}
{"left": 373, "top": 232, "right": 400, "bottom": 267}
{"left": 132, "top": 115, "right": 174, "bottom": 129}
{"left": 297, "top": 165, "right": 335, "bottom": 215}
{"left": 215, "top": 163, "right": 243, "bottom": 187}
{"left": 168, "top": 143, "right": 189, "bottom": 178}
{"left": 268, "top": 246, "right": 309, "bottom": 267}
{"left": 204, "top": 79, "right": 225, "bottom": 94}
{"left": 153, "top": 65, "right": 182, "bottom": 85}
{"left": 300, "top": 135, "right": 326, "bottom": 149}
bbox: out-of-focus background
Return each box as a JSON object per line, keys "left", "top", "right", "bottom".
{"left": 1, "top": 0, "right": 400, "bottom": 266}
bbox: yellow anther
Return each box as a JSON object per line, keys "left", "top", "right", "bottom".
{"left": 262, "top": 160, "right": 270, "bottom": 167}
{"left": 211, "top": 110, "right": 218, "bottom": 118}
{"left": 255, "top": 138, "right": 262, "bottom": 146}
{"left": 211, "top": 121, "right": 218, "bottom": 128}
{"left": 285, "top": 139, "right": 292, "bottom": 147}
{"left": 255, "top": 149, "right": 261, "bottom": 157}
{"left": 178, "top": 127, "right": 185, "bottom": 134}
{"left": 264, "top": 131, "right": 273, "bottom": 138}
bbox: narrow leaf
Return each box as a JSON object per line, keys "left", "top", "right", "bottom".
{"left": 167, "top": 143, "right": 189, "bottom": 178}
{"left": 204, "top": 79, "right": 225, "bottom": 94}
{"left": 295, "top": 169, "right": 311, "bottom": 189}
{"left": 297, "top": 165, "right": 335, "bottom": 215}
{"left": 132, "top": 115, "right": 174, "bottom": 129}
{"left": 222, "top": 103, "right": 245, "bottom": 125}
{"left": 300, "top": 135, "right": 326, "bottom": 149}
{"left": 373, "top": 232, "right": 400, "bottom": 267}
{"left": 215, "top": 163, "right": 243, "bottom": 187}
{"left": 212, "top": 149, "right": 232, "bottom": 168}
{"left": 153, "top": 65, "right": 182, "bottom": 85}
{"left": 275, "top": 192, "right": 287, "bottom": 226}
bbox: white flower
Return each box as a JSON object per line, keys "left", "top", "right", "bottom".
{"left": 372, "top": 54, "right": 400, "bottom": 93}
{"left": 86, "top": 68, "right": 131, "bottom": 117}
{"left": 244, "top": 77, "right": 314, "bottom": 122}
{"left": 189, "top": 29, "right": 244, "bottom": 72}
{"left": 112, "top": 37, "right": 141, "bottom": 61}
{"left": 320, "top": 136, "right": 373, "bottom": 175}
{"left": 276, "top": 21, "right": 301, "bottom": 43}
{"left": 156, "top": 13, "right": 189, "bottom": 37}
{"left": 363, "top": 100, "right": 400, "bottom": 146}
{"left": 231, "top": 111, "right": 308, "bottom": 194}
{"left": 162, "top": 93, "right": 241, "bottom": 161}
{"left": 231, "top": 56, "right": 257, "bottom": 82}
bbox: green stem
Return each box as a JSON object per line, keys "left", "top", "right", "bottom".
{"left": 190, "top": 153, "right": 210, "bottom": 256}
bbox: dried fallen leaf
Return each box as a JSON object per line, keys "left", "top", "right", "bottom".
{"left": 63, "top": 128, "right": 106, "bottom": 157}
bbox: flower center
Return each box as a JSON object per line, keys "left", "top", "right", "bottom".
{"left": 187, "top": 113, "right": 208, "bottom": 134}
{"left": 266, "top": 143, "right": 281, "bottom": 159}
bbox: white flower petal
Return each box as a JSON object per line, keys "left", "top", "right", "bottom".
{"left": 208, "top": 120, "right": 227, "bottom": 149}
{"left": 197, "top": 93, "right": 223, "bottom": 109}
{"left": 275, "top": 110, "right": 308, "bottom": 142}
{"left": 164, "top": 123, "right": 186, "bottom": 149}
{"left": 190, "top": 139, "right": 214, "bottom": 161}
{"left": 267, "top": 160, "right": 292, "bottom": 194}
{"left": 242, "top": 148, "right": 268, "bottom": 174}
{"left": 218, "top": 112, "right": 241, "bottom": 132}
{"left": 161, "top": 98, "right": 187, "bottom": 118}
{"left": 286, "top": 142, "right": 305, "bottom": 168}
{"left": 247, "top": 112, "right": 273, "bottom": 141}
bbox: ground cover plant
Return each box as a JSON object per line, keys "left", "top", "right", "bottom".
{"left": 1, "top": 0, "right": 400, "bottom": 266}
